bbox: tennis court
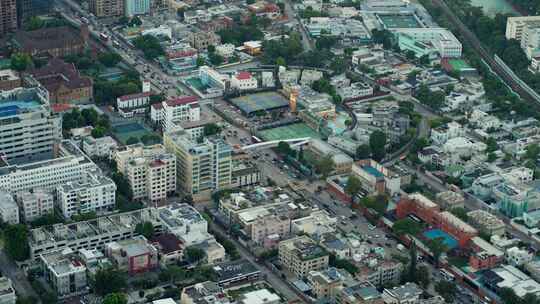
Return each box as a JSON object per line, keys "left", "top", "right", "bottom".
{"left": 230, "top": 92, "right": 290, "bottom": 115}
{"left": 112, "top": 122, "right": 154, "bottom": 144}
{"left": 258, "top": 123, "right": 320, "bottom": 141}
{"left": 423, "top": 229, "right": 458, "bottom": 250}
{"left": 448, "top": 59, "right": 472, "bottom": 71}
{"left": 378, "top": 14, "right": 421, "bottom": 28}
{"left": 185, "top": 77, "right": 210, "bottom": 91}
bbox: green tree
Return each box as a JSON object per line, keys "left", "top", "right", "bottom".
{"left": 135, "top": 222, "right": 155, "bottom": 239}
{"left": 485, "top": 137, "right": 498, "bottom": 153}
{"left": 450, "top": 207, "right": 468, "bottom": 222}
{"left": 133, "top": 35, "right": 164, "bottom": 60}
{"left": 344, "top": 175, "right": 362, "bottom": 202}
{"left": 196, "top": 56, "right": 206, "bottom": 66}
{"left": 369, "top": 130, "right": 387, "bottom": 161}
{"left": 103, "top": 293, "right": 127, "bottom": 304}
{"left": 329, "top": 254, "right": 358, "bottom": 275}
{"left": 164, "top": 265, "right": 187, "bottom": 283}
{"left": 4, "top": 224, "right": 29, "bottom": 261}
{"left": 427, "top": 237, "right": 448, "bottom": 267}
{"left": 355, "top": 144, "right": 371, "bottom": 159}
{"left": 209, "top": 53, "right": 224, "bottom": 66}
{"left": 126, "top": 137, "right": 140, "bottom": 145}
{"left": 487, "top": 152, "right": 497, "bottom": 163}
{"left": 276, "top": 141, "right": 293, "bottom": 156}
{"left": 91, "top": 127, "right": 106, "bottom": 138}
{"left": 98, "top": 52, "right": 122, "bottom": 67}
{"left": 207, "top": 45, "right": 216, "bottom": 53}
{"left": 392, "top": 218, "right": 423, "bottom": 236}
{"left": 276, "top": 57, "right": 286, "bottom": 67}
{"left": 185, "top": 246, "right": 206, "bottom": 263}
{"left": 128, "top": 16, "right": 142, "bottom": 27}
{"left": 435, "top": 281, "right": 457, "bottom": 303}
{"left": 407, "top": 241, "right": 417, "bottom": 283}
{"left": 93, "top": 268, "right": 127, "bottom": 295}
{"left": 203, "top": 123, "right": 222, "bottom": 136}
{"left": 10, "top": 53, "right": 32, "bottom": 71}
{"left": 526, "top": 144, "right": 540, "bottom": 161}
{"left": 315, "top": 155, "right": 335, "bottom": 178}
{"left": 24, "top": 16, "right": 44, "bottom": 31}
{"left": 416, "top": 265, "right": 430, "bottom": 288}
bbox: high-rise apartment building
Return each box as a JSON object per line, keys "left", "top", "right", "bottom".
{"left": 17, "top": 0, "right": 54, "bottom": 25}
{"left": 114, "top": 144, "right": 176, "bottom": 203}
{"left": 0, "top": 0, "right": 17, "bottom": 36}
{"left": 89, "top": 0, "right": 124, "bottom": 17}
{"left": 164, "top": 130, "right": 232, "bottom": 195}
{"left": 125, "top": 0, "right": 151, "bottom": 16}
{"left": 0, "top": 81, "right": 61, "bottom": 164}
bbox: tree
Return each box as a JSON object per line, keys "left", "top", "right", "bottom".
{"left": 133, "top": 35, "right": 164, "bottom": 60}
{"left": 487, "top": 152, "right": 497, "bottom": 162}
{"left": 10, "top": 53, "right": 32, "bottom": 71}
{"left": 407, "top": 241, "right": 417, "bottom": 283}
{"left": 203, "top": 123, "right": 222, "bottom": 136}
{"left": 276, "top": 57, "right": 286, "bottom": 67}
{"left": 98, "top": 52, "right": 122, "bottom": 67}
{"left": 91, "top": 127, "right": 106, "bottom": 138}
{"left": 427, "top": 237, "right": 448, "bottom": 267}
{"left": 25, "top": 16, "right": 44, "bottom": 31}
{"left": 329, "top": 254, "right": 358, "bottom": 275}
{"left": 103, "top": 293, "right": 127, "bottom": 304}
{"left": 185, "top": 246, "right": 206, "bottom": 263}
{"left": 196, "top": 56, "right": 206, "bottom": 66}
{"left": 277, "top": 141, "right": 293, "bottom": 156}
{"left": 4, "top": 224, "right": 29, "bottom": 261}
{"left": 164, "top": 265, "right": 187, "bottom": 283}
{"left": 344, "top": 176, "right": 362, "bottom": 202}
{"left": 207, "top": 45, "right": 216, "bottom": 53}
{"left": 485, "top": 137, "right": 498, "bottom": 152}
{"left": 128, "top": 16, "right": 142, "bottom": 27}
{"left": 209, "top": 53, "right": 224, "bottom": 66}
{"left": 450, "top": 207, "right": 468, "bottom": 222}
{"left": 93, "top": 268, "right": 127, "bottom": 295}
{"left": 526, "top": 143, "right": 540, "bottom": 161}
{"left": 355, "top": 144, "right": 371, "bottom": 159}
{"left": 315, "top": 155, "right": 335, "bottom": 178}
{"left": 135, "top": 222, "right": 155, "bottom": 238}
{"left": 435, "top": 281, "right": 457, "bottom": 303}
{"left": 392, "top": 218, "right": 423, "bottom": 236}
{"left": 369, "top": 131, "right": 387, "bottom": 161}
{"left": 416, "top": 265, "right": 430, "bottom": 288}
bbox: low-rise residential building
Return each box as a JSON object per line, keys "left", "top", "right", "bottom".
{"left": 231, "top": 160, "right": 260, "bottom": 188}
{"left": 430, "top": 122, "right": 464, "bottom": 146}
{"left": 180, "top": 281, "right": 230, "bottom": 304}
{"left": 41, "top": 249, "right": 88, "bottom": 298}
{"left": 278, "top": 235, "right": 329, "bottom": 278}
{"left": 483, "top": 265, "right": 540, "bottom": 298}
{"left": 506, "top": 246, "right": 534, "bottom": 266}
{"left": 336, "top": 281, "right": 382, "bottom": 304}
{"left": 16, "top": 189, "right": 54, "bottom": 222}
{"left": 351, "top": 159, "right": 401, "bottom": 196}
{"left": 106, "top": 235, "right": 158, "bottom": 274}
{"left": 469, "top": 236, "right": 504, "bottom": 271}
{"left": 0, "top": 191, "right": 19, "bottom": 225}
{"left": 382, "top": 282, "right": 423, "bottom": 304}
{"left": 467, "top": 210, "right": 506, "bottom": 236}
{"left": 115, "top": 144, "right": 176, "bottom": 203}
{"left": 150, "top": 233, "right": 184, "bottom": 267}
{"left": 82, "top": 136, "right": 118, "bottom": 159}
{"left": 357, "top": 259, "right": 402, "bottom": 288}
{"left": 307, "top": 267, "right": 355, "bottom": 299}
{"left": 291, "top": 210, "right": 337, "bottom": 238}
{"left": 216, "top": 43, "right": 235, "bottom": 58}
{"left": 230, "top": 72, "right": 258, "bottom": 91}
{"left": 116, "top": 92, "right": 151, "bottom": 118}
{"left": 435, "top": 190, "right": 465, "bottom": 210}
{"left": 188, "top": 30, "right": 221, "bottom": 51}
{"left": 56, "top": 170, "right": 116, "bottom": 219}
{"left": 0, "top": 277, "right": 16, "bottom": 304}
{"left": 238, "top": 289, "right": 281, "bottom": 304}
{"left": 151, "top": 95, "right": 200, "bottom": 132}
{"left": 0, "top": 69, "right": 21, "bottom": 91}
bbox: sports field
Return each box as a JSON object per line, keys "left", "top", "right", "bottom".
{"left": 112, "top": 122, "right": 154, "bottom": 144}
{"left": 423, "top": 229, "right": 458, "bottom": 250}
{"left": 259, "top": 123, "right": 320, "bottom": 141}
{"left": 230, "top": 92, "right": 290, "bottom": 115}
{"left": 448, "top": 59, "right": 472, "bottom": 71}
{"left": 379, "top": 14, "right": 421, "bottom": 28}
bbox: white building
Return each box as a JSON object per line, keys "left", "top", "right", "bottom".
{"left": 116, "top": 92, "right": 151, "bottom": 118}
{"left": 216, "top": 43, "right": 235, "bottom": 58}
{"left": 230, "top": 72, "right": 258, "bottom": 91}
{"left": 16, "top": 189, "right": 54, "bottom": 222}
{"left": 0, "top": 277, "right": 16, "bottom": 304}
{"left": 56, "top": 170, "right": 116, "bottom": 219}
{"left": 506, "top": 246, "right": 534, "bottom": 266}
{"left": 150, "top": 95, "right": 200, "bottom": 132}
{"left": 506, "top": 16, "right": 540, "bottom": 40}
{"left": 41, "top": 250, "right": 88, "bottom": 297}
{"left": 82, "top": 136, "right": 118, "bottom": 159}
{"left": 395, "top": 28, "right": 462, "bottom": 58}
{"left": 0, "top": 191, "right": 18, "bottom": 224}
{"left": 442, "top": 137, "right": 486, "bottom": 158}
{"left": 0, "top": 140, "right": 99, "bottom": 193}
{"left": 114, "top": 144, "right": 176, "bottom": 203}
{"left": 430, "top": 121, "right": 464, "bottom": 145}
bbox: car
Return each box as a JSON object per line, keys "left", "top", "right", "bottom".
{"left": 367, "top": 240, "right": 373, "bottom": 244}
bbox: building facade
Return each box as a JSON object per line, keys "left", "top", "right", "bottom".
{"left": 278, "top": 236, "right": 329, "bottom": 278}
{"left": 89, "top": 0, "right": 124, "bottom": 17}
{"left": 0, "top": 0, "right": 17, "bottom": 36}
{"left": 0, "top": 191, "right": 19, "bottom": 224}
{"left": 41, "top": 250, "right": 88, "bottom": 297}
{"left": 125, "top": 0, "right": 150, "bottom": 16}
{"left": 16, "top": 189, "right": 54, "bottom": 222}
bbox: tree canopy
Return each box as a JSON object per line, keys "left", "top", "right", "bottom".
{"left": 93, "top": 268, "right": 127, "bottom": 295}
{"left": 4, "top": 224, "right": 30, "bottom": 261}
{"left": 133, "top": 35, "right": 165, "bottom": 60}
{"left": 135, "top": 222, "right": 155, "bottom": 239}
{"left": 103, "top": 293, "right": 127, "bottom": 304}
{"left": 369, "top": 130, "right": 387, "bottom": 161}
{"left": 392, "top": 218, "right": 423, "bottom": 236}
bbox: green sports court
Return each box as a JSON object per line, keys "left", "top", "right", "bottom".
{"left": 230, "top": 91, "right": 290, "bottom": 116}
{"left": 378, "top": 13, "right": 421, "bottom": 29}
{"left": 112, "top": 122, "right": 155, "bottom": 144}
{"left": 258, "top": 123, "right": 320, "bottom": 141}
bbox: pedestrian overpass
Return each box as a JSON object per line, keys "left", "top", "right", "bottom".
{"left": 241, "top": 137, "right": 312, "bottom": 151}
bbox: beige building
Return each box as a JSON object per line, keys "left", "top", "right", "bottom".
{"left": 436, "top": 190, "right": 465, "bottom": 210}
{"left": 188, "top": 30, "right": 221, "bottom": 51}
{"left": 467, "top": 209, "right": 506, "bottom": 236}
{"left": 115, "top": 144, "right": 176, "bottom": 203}
{"left": 506, "top": 16, "right": 540, "bottom": 40}
{"left": 278, "top": 235, "right": 329, "bottom": 278}
{"left": 164, "top": 131, "right": 232, "bottom": 196}
{"left": 308, "top": 267, "right": 355, "bottom": 299}
{"left": 89, "top": 0, "right": 124, "bottom": 17}
{"left": 250, "top": 214, "right": 290, "bottom": 246}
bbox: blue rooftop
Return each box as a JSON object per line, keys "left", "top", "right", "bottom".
{"left": 363, "top": 165, "right": 384, "bottom": 178}
{"left": 0, "top": 100, "right": 40, "bottom": 118}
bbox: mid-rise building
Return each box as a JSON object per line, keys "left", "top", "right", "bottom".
{"left": 12, "top": 26, "right": 87, "bottom": 58}
{"left": 0, "top": 70, "right": 21, "bottom": 91}
{"left": 0, "top": 0, "right": 17, "bottom": 36}
{"left": 82, "top": 136, "right": 118, "bottom": 159}
{"left": 357, "top": 260, "right": 402, "bottom": 288}
{"left": 17, "top": 0, "right": 53, "bottom": 25}
{"left": 56, "top": 169, "right": 116, "bottom": 219}
{"left": 0, "top": 277, "right": 16, "bottom": 304}
{"left": 0, "top": 191, "right": 18, "bottom": 224}
{"left": 467, "top": 209, "right": 506, "bottom": 236}
{"left": 382, "top": 282, "right": 422, "bottom": 304}
{"left": 164, "top": 131, "right": 232, "bottom": 196}
{"left": 0, "top": 84, "right": 61, "bottom": 164}
{"left": 116, "top": 91, "right": 151, "bottom": 118}
{"left": 307, "top": 267, "right": 355, "bottom": 299}
{"left": 106, "top": 235, "right": 158, "bottom": 274}
{"left": 396, "top": 28, "right": 462, "bottom": 58}
{"left": 16, "top": 189, "right": 53, "bottom": 222}
{"left": 125, "top": 0, "right": 150, "bottom": 16}
{"left": 230, "top": 72, "right": 258, "bottom": 91}
{"left": 188, "top": 30, "right": 221, "bottom": 51}
{"left": 151, "top": 95, "right": 200, "bottom": 132}
{"left": 278, "top": 235, "right": 329, "bottom": 278}
{"left": 41, "top": 249, "right": 88, "bottom": 297}
{"left": 506, "top": 16, "right": 540, "bottom": 40}
{"left": 115, "top": 144, "right": 176, "bottom": 203}
{"left": 89, "top": 0, "right": 124, "bottom": 17}
{"left": 0, "top": 140, "right": 98, "bottom": 193}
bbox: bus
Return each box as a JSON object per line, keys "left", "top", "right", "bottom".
{"left": 251, "top": 136, "right": 262, "bottom": 143}
{"left": 99, "top": 33, "right": 109, "bottom": 41}
{"left": 440, "top": 269, "right": 455, "bottom": 282}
